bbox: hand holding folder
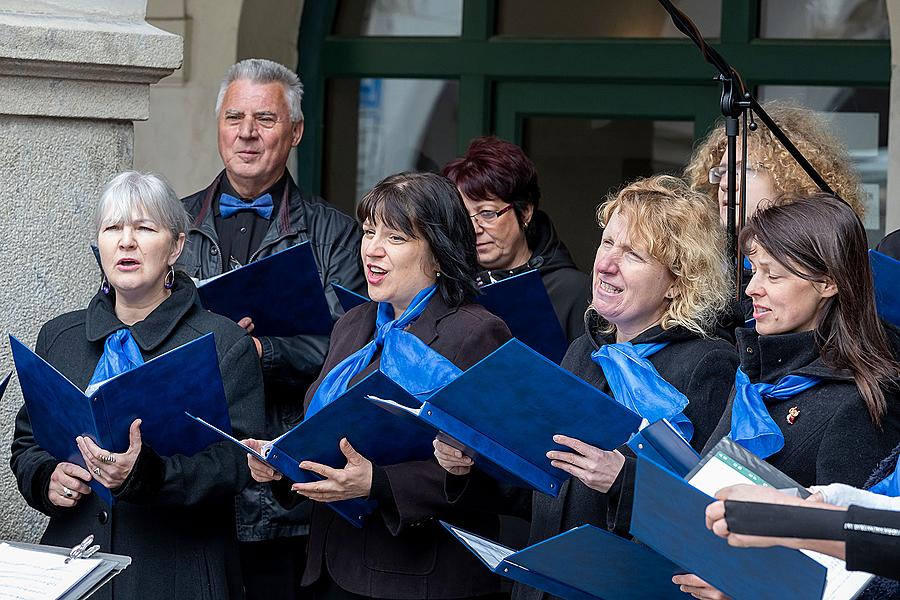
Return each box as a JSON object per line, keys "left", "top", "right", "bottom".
{"left": 11, "top": 333, "right": 232, "bottom": 505}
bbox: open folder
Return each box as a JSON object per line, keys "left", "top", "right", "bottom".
{"left": 0, "top": 541, "right": 130, "bottom": 600}
{"left": 869, "top": 249, "right": 900, "bottom": 328}
{"left": 442, "top": 522, "right": 685, "bottom": 600}
{"left": 10, "top": 333, "right": 232, "bottom": 506}
{"left": 189, "top": 369, "right": 438, "bottom": 527}
{"left": 333, "top": 269, "right": 569, "bottom": 363}
{"left": 367, "top": 339, "right": 642, "bottom": 496}
{"left": 630, "top": 446, "right": 872, "bottom": 600}
{"left": 197, "top": 241, "right": 333, "bottom": 337}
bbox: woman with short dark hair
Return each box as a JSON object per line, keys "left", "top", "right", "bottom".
{"left": 443, "top": 136, "right": 591, "bottom": 341}
{"left": 246, "top": 172, "right": 512, "bottom": 600}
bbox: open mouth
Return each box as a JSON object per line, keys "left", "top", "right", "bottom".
{"left": 598, "top": 279, "right": 623, "bottom": 294}
{"left": 116, "top": 258, "right": 140, "bottom": 268}
{"left": 753, "top": 305, "right": 772, "bottom": 318}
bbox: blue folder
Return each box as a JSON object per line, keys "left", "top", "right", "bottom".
{"left": 333, "top": 283, "right": 369, "bottom": 312}
{"left": 189, "top": 369, "right": 438, "bottom": 527}
{"left": 477, "top": 269, "right": 569, "bottom": 363}
{"left": 629, "top": 456, "right": 827, "bottom": 600}
{"left": 627, "top": 419, "right": 701, "bottom": 478}
{"left": 442, "top": 522, "right": 685, "bottom": 600}
{"left": 368, "top": 339, "right": 642, "bottom": 496}
{"left": 10, "top": 333, "right": 232, "bottom": 506}
{"left": 197, "top": 241, "right": 333, "bottom": 337}
{"left": 870, "top": 249, "right": 900, "bottom": 328}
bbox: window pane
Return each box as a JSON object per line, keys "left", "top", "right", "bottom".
{"left": 496, "top": 0, "right": 720, "bottom": 39}
{"left": 522, "top": 118, "right": 695, "bottom": 269}
{"left": 324, "top": 78, "right": 459, "bottom": 214}
{"left": 759, "top": 0, "right": 888, "bottom": 39}
{"left": 758, "top": 85, "right": 889, "bottom": 246}
{"left": 333, "top": 0, "right": 462, "bottom": 37}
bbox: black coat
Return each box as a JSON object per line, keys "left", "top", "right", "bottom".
{"left": 703, "top": 328, "right": 900, "bottom": 488}
{"left": 515, "top": 316, "right": 738, "bottom": 600}
{"left": 178, "top": 171, "right": 365, "bottom": 541}
{"left": 475, "top": 209, "right": 590, "bottom": 343}
{"left": 273, "top": 294, "right": 512, "bottom": 599}
{"left": 856, "top": 443, "right": 900, "bottom": 599}
{"left": 9, "top": 274, "right": 265, "bottom": 600}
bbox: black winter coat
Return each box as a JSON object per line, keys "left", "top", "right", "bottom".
{"left": 703, "top": 327, "right": 900, "bottom": 489}
{"left": 514, "top": 315, "right": 738, "bottom": 600}
{"left": 9, "top": 274, "right": 265, "bottom": 600}
{"left": 475, "top": 210, "right": 590, "bottom": 343}
{"left": 178, "top": 171, "right": 365, "bottom": 541}
{"left": 275, "top": 295, "right": 513, "bottom": 599}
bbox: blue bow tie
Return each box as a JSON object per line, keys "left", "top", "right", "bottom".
{"left": 219, "top": 192, "right": 273, "bottom": 219}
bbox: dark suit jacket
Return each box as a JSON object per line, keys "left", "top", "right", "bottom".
{"left": 278, "top": 294, "right": 512, "bottom": 599}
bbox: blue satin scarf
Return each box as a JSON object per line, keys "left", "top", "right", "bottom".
{"left": 86, "top": 329, "right": 145, "bottom": 396}
{"left": 591, "top": 342, "right": 694, "bottom": 440}
{"left": 305, "top": 285, "right": 461, "bottom": 418}
{"left": 729, "top": 367, "right": 820, "bottom": 459}
{"left": 870, "top": 458, "right": 900, "bottom": 497}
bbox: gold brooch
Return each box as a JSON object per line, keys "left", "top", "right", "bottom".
{"left": 787, "top": 406, "right": 800, "bottom": 425}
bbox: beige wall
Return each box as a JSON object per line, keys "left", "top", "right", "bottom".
{"left": 135, "top": 0, "right": 304, "bottom": 198}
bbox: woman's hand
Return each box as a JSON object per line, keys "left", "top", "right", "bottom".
{"left": 76, "top": 419, "right": 142, "bottom": 491}
{"left": 546, "top": 434, "right": 625, "bottom": 493}
{"left": 47, "top": 462, "right": 93, "bottom": 508}
{"left": 672, "top": 574, "right": 731, "bottom": 600}
{"left": 243, "top": 438, "right": 282, "bottom": 482}
{"left": 292, "top": 438, "right": 372, "bottom": 502}
{"left": 433, "top": 437, "right": 473, "bottom": 476}
{"left": 237, "top": 317, "right": 263, "bottom": 357}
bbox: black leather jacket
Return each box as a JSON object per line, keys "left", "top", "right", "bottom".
{"left": 177, "top": 170, "right": 365, "bottom": 540}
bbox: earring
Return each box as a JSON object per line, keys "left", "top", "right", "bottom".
{"left": 435, "top": 271, "right": 442, "bottom": 278}
{"left": 100, "top": 275, "right": 110, "bottom": 295}
{"left": 164, "top": 265, "right": 176, "bottom": 289}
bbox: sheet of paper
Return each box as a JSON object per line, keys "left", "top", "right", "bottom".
{"left": 801, "top": 550, "right": 872, "bottom": 600}
{"left": 446, "top": 525, "right": 514, "bottom": 571}
{"left": 0, "top": 542, "right": 101, "bottom": 600}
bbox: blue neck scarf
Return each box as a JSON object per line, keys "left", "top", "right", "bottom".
{"left": 86, "top": 329, "right": 145, "bottom": 396}
{"left": 869, "top": 458, "right": 900, "bottom": 497}
{"left": 591, "top": 341, "right": 694, "bottom": 440}
{"left": 729, "top": 367, "right": 820, "bottom": 459}
{"left": 306, "top": 285, "right": 461, "bottom": 418}
{"left": 219, "top": 192, "right": 274, "bottom": 219}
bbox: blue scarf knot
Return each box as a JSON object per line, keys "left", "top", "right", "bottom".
{"left": 306, "top": 285, "right": 461, "bottom": 418}
{"left": 86, "top": 329, "right": 145, "bottom": 395}
{"left": 219, "top": 192, "right": 274, "bottom": 219}
{"left": 591, "top": 341, "right": 694, "bottom": 440}
{"left": 729, "top": 367, "right": 820, "bottom": 459}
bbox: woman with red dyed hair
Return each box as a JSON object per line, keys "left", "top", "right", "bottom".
{"left": 443, "top": 136, "right": 590, "bottom": 342}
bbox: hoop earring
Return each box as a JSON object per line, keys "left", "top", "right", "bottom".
{"left": 100, "top": 276, "right": 110, "bottom": 295}
{"left": 164, "top": 265, "right": 176, "bottom": 289}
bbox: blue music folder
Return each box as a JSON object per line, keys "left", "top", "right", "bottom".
{"left": 189, "top": 369, "right": 438, "bottom": 527}
{"left": 442, "top": 522, "right": 685, "bottom": 600}
{"left": 197, "top": 241, "right": 333, "bottom": 337}
{"left": 870, "top": 249, "right": 900, "bottom": 328}
{"left": 368, "top": 339, "right": 642, "bottom": 497}
{"left": 478, "top": 269, "right": 569, "bottom": 363}
{"left": 10, "top": 333, "right": 232, "bottom": 506}
{"left": 333, "top": 283, "right": 369, "bottom": 312}
{"left": 627, "top": 419, "right": 700, "bottom": 478}
{"left": 629, "top": 456, "right": 827, "bottom": 600}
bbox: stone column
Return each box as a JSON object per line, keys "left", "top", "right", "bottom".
{"left": 0, "top": 1, "right": 181, "bottom": 542}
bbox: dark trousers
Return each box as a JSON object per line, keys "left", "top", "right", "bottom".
{"left": 240, "top": 536, "right": 310, "bottom": 600}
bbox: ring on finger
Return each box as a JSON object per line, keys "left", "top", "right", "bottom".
{"left": 93, "top": 467, "right": 102, "bottom": 476}
{"left": 61, "top": 486, "right": 73, "bottom": 498}
{"left": 100, "top": 454, "right": 117, "bottom": 464}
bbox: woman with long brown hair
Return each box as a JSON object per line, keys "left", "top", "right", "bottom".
{"left": 674, "top": 194, "right": 900, "bottom": 599}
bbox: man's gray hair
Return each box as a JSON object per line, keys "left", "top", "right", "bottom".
{"left": 215, "top": 58, "right": 304, "bottom": 122}
{"left": 95, "top": 171, "right": 190, "bottom": 241}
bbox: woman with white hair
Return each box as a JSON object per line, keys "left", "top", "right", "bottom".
{"left": 10, "top": 171, "right": 264, "bottom": 599}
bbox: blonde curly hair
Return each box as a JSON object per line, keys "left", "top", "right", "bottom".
{"left": 595, "top": 175, "right": 732, "bottom": 338}
{"left": 684, "top": 101, "right": 864, "bottom": 217}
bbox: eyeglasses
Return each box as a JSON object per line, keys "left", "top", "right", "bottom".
{"left": 469, "top": 204, "right": 515, "bottom": 225}
{"left": 708, "top": 164, "right": 763, "bottom": 185}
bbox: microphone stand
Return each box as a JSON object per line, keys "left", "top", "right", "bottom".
{"left": 656, "top": 0, "right": 839, "bottom": 298}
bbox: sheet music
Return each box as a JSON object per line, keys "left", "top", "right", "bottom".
{"left": 0, "top": 543, "right": 101, "bottom": 600}
{"left": 800, "top": 550, "right": 872, "bottom": 600}
{"left": 445, "top": 525, "right": 514, "bottom": 571}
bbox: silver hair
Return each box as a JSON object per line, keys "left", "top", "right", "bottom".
{"left": 215, "top": 58, "right": 304, "bottom": 122}
{"left": 95, "top": 171, "right": 190, "bottom": 241}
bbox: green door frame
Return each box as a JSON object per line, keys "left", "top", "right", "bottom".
{"left": 297, "top": 0, "right": 889, "bottom": 195}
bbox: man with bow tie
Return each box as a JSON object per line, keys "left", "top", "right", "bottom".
{"left": 178, "top": 58, "right": 364, "bottom": 600}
